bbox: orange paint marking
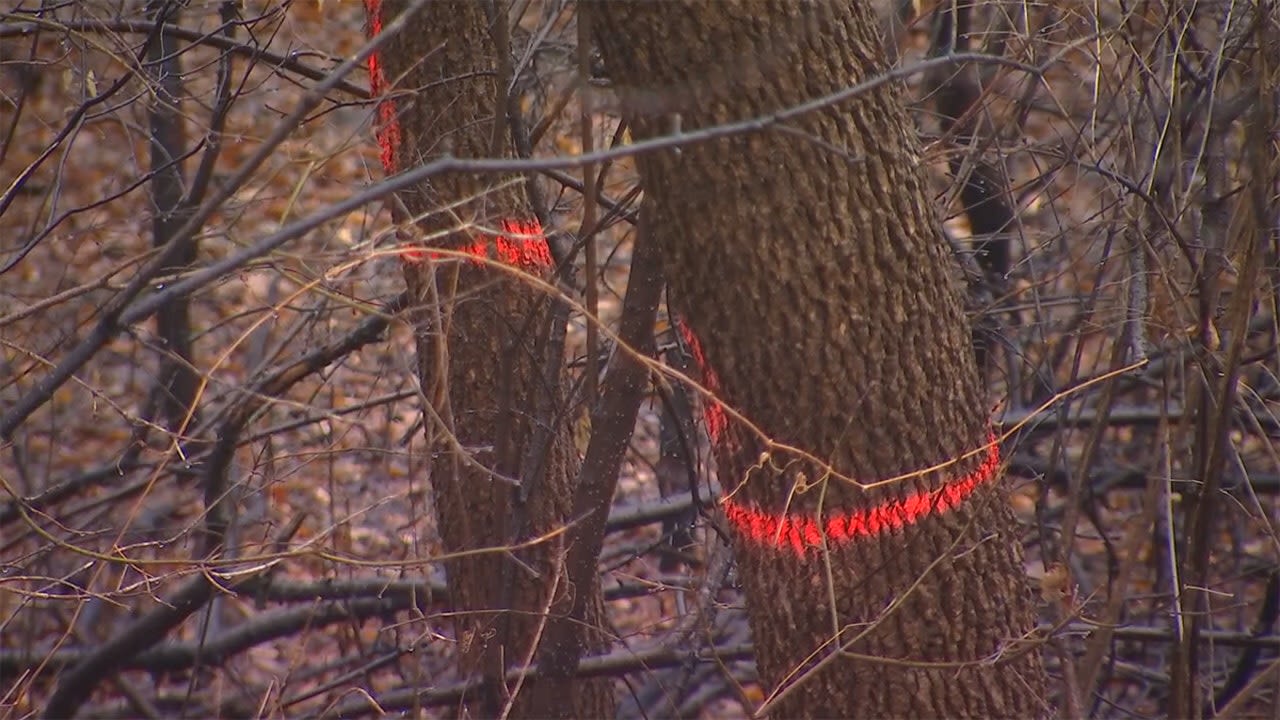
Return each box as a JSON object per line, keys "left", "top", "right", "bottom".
{"left": 494, "top": 219, "right": 554, "bottom": 268}
{"left": 721, "top": 432, "right": 1000, "bottom": 556}
{"left": 676, "top": 321, "right": 728, "bottom": 442}
{"left": 418, "top": 219, "right": 553, "bottom": 270}
{"left": 364, "top": 0, "right": 400, "bottom": 177}
{"left": 364, "top": 5, "right": 553, "bottom": 271}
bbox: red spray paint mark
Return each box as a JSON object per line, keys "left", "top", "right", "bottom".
{"left": 721, "top": 432, "right": 1000, "bottom": 556}
{"left": 677, "top": 320, "right": 1000, "bottom": 556}
{"left": 414, "top": 218, "right": 554, "bottom": 270}
{"left": 494, "top": 218, "right": 554, "bottom": 268}
{"left": 364, "top": 3, "right": 553, "bottom": 271}
{"left": 676, "top": 320, "right": 728, "bottom": 442}
{"left": 364, "top": 0, "right": 401, "bottom": 177}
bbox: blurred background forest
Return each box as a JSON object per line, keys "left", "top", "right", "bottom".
{"left": 2, "top": 0, "right": 1278, "bottom": 717}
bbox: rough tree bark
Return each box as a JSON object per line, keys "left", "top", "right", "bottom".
{"left": 592, "top": 1, "right": 1048, "bottom": 717}
{"left": 364, "top": 2, "right": 611, "bottom": 716}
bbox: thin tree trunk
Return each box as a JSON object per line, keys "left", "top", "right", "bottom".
{"left": 146, "top": 0, "right": 199, "bottom": 433}
{"left": 592, "top": 2, "right": 1048, "bottom": 716}
{"left": 364, "top": 2, "right": 611, "bottom": 716}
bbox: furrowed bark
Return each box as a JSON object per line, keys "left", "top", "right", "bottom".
{"left": 592, "top": 2, "right": 1047, "bottom": 716}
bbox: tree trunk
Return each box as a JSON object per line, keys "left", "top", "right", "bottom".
{"left": 364, "top": 2, "right": 611, "bottom": 716}
{"left": 592, "top": 2, "right": 1048, "bottom": 717}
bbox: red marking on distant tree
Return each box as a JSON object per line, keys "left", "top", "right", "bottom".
{"left": 364, "top": 0, "right": 400, "bottom": 177}
{"left": 363, "top": 6, "right": 553, "bottom": 271}
{"left": 721, "top": 431, "right": 1000, "bottom": 556}
{"left": 494, "top": 219, "right": 554, "bottom": 268}
{"left": 413, "top": 218, "right": 553, "bottom": 269}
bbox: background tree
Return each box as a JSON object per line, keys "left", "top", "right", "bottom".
{"left": 363, "top": 1, "right": 612, "bottom": 716}
{"left": 592, "top": 1, "right": 1048, "bottom": 715}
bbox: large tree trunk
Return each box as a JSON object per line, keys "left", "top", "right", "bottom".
{"left": 364, "top": 2, "right": 611, "bottom": 716}
{"left": 592, "top": 2, "right": 1048, "bottom": 717}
